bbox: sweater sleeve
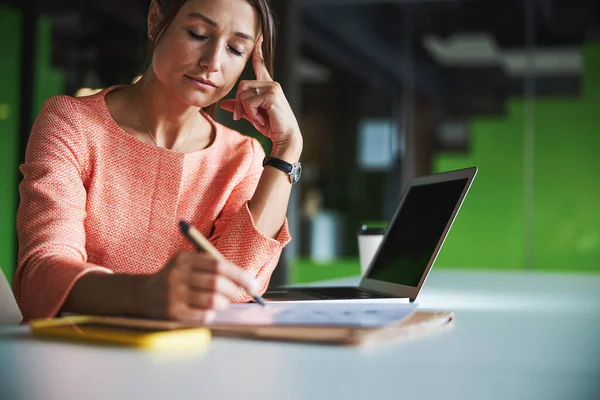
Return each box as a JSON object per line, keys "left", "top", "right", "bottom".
{"left": 14, "top": 97, "right": 112, "bottom": 320}
{"left": 209, "top": 138, "right": 292, "bottom": 302}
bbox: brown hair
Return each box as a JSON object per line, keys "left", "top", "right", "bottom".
{"left": 145, "top": 0, "right": 277, "bottom": 117}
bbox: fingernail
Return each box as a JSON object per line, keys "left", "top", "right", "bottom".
{"left": 186, "top": 310, "right": 216, "bottom": 323}
{"left": 234, "top": 109, "right": 239, "bottom": 120}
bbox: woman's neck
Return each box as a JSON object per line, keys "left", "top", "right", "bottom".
{"left": 130, "top": 72, "right": 210, "bottom": 150}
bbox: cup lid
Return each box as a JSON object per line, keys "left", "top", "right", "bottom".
{"left": 358, "top": 224, "right": 386, "bottom": 235}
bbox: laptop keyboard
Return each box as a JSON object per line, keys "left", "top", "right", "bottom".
{"left": 301, "top": 287, "right": 395, "bottom": 300}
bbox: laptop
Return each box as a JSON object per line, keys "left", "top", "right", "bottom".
{"left": 263, "top": 166, "right": 477, "bottom": 302}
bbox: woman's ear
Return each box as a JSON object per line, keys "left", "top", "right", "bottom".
{"left": 148, "top": 0, "right": 162, "bottom": 41}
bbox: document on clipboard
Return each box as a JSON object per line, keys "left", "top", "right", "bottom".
{"left": 211, "top": 302, "right": 418, "bottom": 327}
{"left": 205, "top": 303, "right": 453, "bottom": 346}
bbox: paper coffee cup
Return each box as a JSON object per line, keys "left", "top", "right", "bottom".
{"left": 357, "top": 225, "right": 386, "bottom": 276}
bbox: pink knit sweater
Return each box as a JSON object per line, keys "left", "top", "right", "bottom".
{"left": 14, "top": 87, "right": 291, "bottom": 320}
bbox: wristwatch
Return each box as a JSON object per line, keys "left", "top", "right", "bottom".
{"left": 262, "top": 156, "right": 302, "bottom": 184}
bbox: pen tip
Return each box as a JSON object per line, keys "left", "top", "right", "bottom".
{"left": 254, "top": 296, "right": 267, "bottom": 306}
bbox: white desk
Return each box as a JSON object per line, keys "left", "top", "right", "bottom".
{"left": 1, "top": 270, "right": 599, "bottom": 400}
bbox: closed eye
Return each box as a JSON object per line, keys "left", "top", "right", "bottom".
{"left": 188, "top": 31, "right": 243, "bottom": 57}
{"left": 228, "top": 46, "right": 243, "bottom": 57}
{"left": 188, "top": 31, "right": 207, "bottom": 41}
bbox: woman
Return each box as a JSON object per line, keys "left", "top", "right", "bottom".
{"left": 14, "top": 0, "right": 302, "bottom": 322}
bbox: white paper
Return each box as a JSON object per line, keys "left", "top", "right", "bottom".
{"left": 211, "top": 303, "right": 418, "bottom": 327}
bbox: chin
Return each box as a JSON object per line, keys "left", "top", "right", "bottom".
{"left": 179, "top": 88, "right": 217, "bottom": 109}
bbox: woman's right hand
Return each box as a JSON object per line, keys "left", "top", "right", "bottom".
{"left": 137, "top": 252, "right": 257, "bottom": 322}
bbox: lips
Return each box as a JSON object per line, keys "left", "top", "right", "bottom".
{"left": 186, "top": 75, "right": 217, "bottom": 88}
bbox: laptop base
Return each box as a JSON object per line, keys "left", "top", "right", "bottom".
{"left": 263, "top": 286, "right": 398, "bottom": 301}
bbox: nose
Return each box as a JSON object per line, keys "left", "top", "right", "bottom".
{"left": 199, "top": 41, "right": 223, "bottom": 72}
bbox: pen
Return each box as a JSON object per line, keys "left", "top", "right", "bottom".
{"left": 178, "top": 220, "right": 267, "bottom": 307}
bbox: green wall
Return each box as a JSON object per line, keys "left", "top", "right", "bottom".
{"left": 434, "top": 43, "right": 600, "bottom": 272}
{"left": 0, "top": 6, "right": 22, "bottom": 283}
{"left": 0, "top": 7, "right": 65, "bottom": 283}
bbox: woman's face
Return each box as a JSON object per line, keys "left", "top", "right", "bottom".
{"left": 150, "top": 0, "right": 260, "bottom": 107}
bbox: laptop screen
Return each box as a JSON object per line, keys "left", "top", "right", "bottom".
{"left": 365, "top": 178, "right": 470, "bottom": 287}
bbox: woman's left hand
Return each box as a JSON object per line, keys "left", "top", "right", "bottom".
{"left": 220, "top": 35, "right": 302, "bottom": 154}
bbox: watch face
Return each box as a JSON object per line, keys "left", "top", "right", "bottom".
{"left": 292, "top": 163, "right": 302, "bottom": 183}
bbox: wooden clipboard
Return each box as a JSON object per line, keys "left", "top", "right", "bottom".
{"left": 45, "top": 310, "right": 454, "bottom": 347}
{"left": 209, "top": 310, "right": 454, "bottom": 346}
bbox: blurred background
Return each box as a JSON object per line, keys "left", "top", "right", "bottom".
{"left": 1, "top": 0, "right": 599, "bottom": 287}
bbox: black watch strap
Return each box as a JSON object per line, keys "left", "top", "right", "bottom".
{"left": 262, "top": 156, "right": 302, "bottom": 184}
{"left": 263, "top": 156, "right": 293, "bottom": 173}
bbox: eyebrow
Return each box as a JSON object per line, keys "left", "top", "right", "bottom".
{"left": 187, "top": 12, "right": 255, "bottom": 41}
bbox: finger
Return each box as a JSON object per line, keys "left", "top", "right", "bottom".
{"left": 220, "top": 99, "right": 236, "bottom": 113}
{"left": 188, "top": 290, "right": 230, "bottom": 311}
{"left": 252, "top": 34, "right": 272, "bottom": 82}
{"left": 220, "top": 99, "right": 243, "bottom": 121}
{"left": 188, "top": 272, "right": 240, "bottom": 299}
{"left": 188, "top": 253, "right": 257, "bottom": 293}
{"left": 219, "top": 100, "right": 254, "bottom": 125}
{"left": 178, "top": 308, "right": 216, "bottom": 323}
{"left": 230, "top": 80, "right": 253, "bottom": 121}
{"left": 165, "top": 300, "right": 215, "bottom": 323}
{"left": 172, "top": 251, "right": 201, "bottom": 274}
{"left": 234, "top": 80, "right": 253, "bottom": 121}
{"left": 238, "top": 88, "right": 267, "bottom": 127}
{"left": 222, "top": 88, "right": 267, "bottom": 127}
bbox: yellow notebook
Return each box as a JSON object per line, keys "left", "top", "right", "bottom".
{"left": 30, "top": 316, "right": 212, "bottom": 351}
